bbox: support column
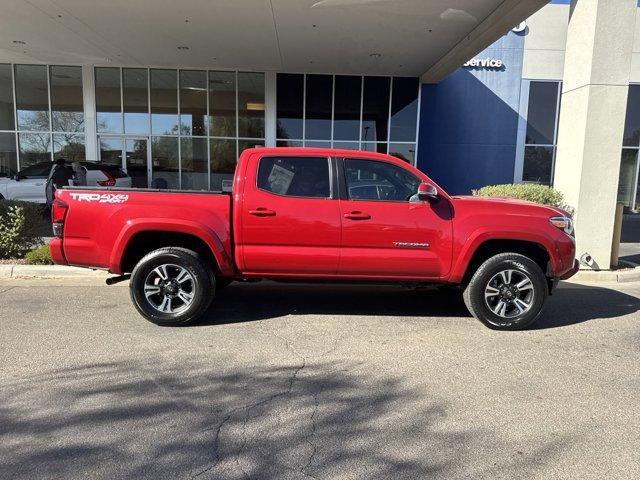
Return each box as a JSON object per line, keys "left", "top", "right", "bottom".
{"left": 554, "top": 0, "right": 636, "bottom": 270}
{"left": 264, "top": 71, "right": 277, "bottom": 147}
{"left": 81, "top": 64, "right": 98, "bottom": 161}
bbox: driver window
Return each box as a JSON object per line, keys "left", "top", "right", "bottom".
{"left": 344, "top": 159, "right": 420, "bottom": 202}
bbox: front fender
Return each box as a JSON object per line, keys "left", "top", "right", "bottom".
{"left": 108, "top": 218, "right": 234, "bottom": 275}
{"left": 448, "top": 228, "right": 560, "bottom": 283}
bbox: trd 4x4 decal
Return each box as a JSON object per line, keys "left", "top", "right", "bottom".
{"left": 69, "top": 193, "right": 129, "bottom": 204}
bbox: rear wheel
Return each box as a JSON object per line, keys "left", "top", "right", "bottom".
{"left": 463, "top": 253, "right": 547, "bottom": 330}
{"left": 129, "top": 247, "right": 214, "bottom": 326}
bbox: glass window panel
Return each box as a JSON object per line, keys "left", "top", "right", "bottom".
{"left": 95, "top": 67, "right": 122, "bottom": 133}
{"left": 123, "top": 68, "right": 148, "bottom": 134}
{"left": 276, "top": 73, "right": 304, "bottom": 140}
{"left": 126, "top": 138, "right": 148, "bottom": 188}
{"left": 53, "top": 134, "right": 85, "bottom": 162}
{"left": 525, "top": 82, "right": 559, "bottom": 145}
{"left": 151, "top": 136, "right": 179, "bottom": 189}
{"left": 0, "top": 132, "right": 17, "bottom": 177}
{"left": 238, "top": 72, "right": 265, "bottom": 138}
{"left": 522, "top": 146, "right": 554, "bottom": 184}
{"left": 50, "top": 66, "right": 84, "bottom": 133}
{"left": 276, "top": 140, "right": 303, "bottom": 147}
{"left": 99, "top": 137, "right": 123, "bottom": 167}
{"left": 18, "top": 132, "right": 51, "bottom": 167}
{"left": 181, "top": 137, "right": 208, "bottom": 190}
{"left": 333, "top": 141, "right": 359, "bottom": 150}
{"left": 334, "top": 76, "right": 361, "bottom": 141}
{"left": 617, "top": 149, "right": 638, "bottom": 208}
{"left": 257, "top": 156, "right": 330, "bottom": 198}
{"left": 209, "top": 71, "right": 236, "bottom": 137}
{"left": 210, "top": 138, "right": 237, "bottom": 191}
{"left": 305, "top": 74, "right": 332, "bottom": 140}
{"left": 623, "top": 85, "right": 640, "bottom": 147}
{"left": 344, "top": 159, "right": 420, "bottom": 202}
{"left": 151, "top": 69, "right": 178, "bottom": 135}
{"left": 0, "top": 65, "right": 15, "bottom": 130}
{"left": 180, "top": 70, "right": 207, "bottom": 136}
{"left": 390, "top": 77, "right": 419, "bottom": 142}
{"left": 304, "top": 140, "right": 331, "bottom": 148}
{"left": 239, "top": 139, "right": 264, "bottom": 156}
{"left": 388, "top": 143, "right": 416, "bottom": 164}
{"left": 15, "top": 65, "right": 50, "bottom": 131}
{"left": 361, "top": 142, "right": 387, "bottom": 154}
{"left": 362, "top": 76, "right": 390, "bottom": 142}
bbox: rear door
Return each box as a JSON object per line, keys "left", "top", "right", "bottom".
{"left": 338, "top": 158, "right": 453, "bottom": 279}
{"left": 239, "top": 155, "right": 341, "bottom": 275}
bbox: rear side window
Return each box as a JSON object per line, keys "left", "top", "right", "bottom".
{"left": 85, "top": 162, "right": 127, "bottom": 178}
{"left": 344, "top": 159, "right": 420, "bottom": 202}
{"left": 257, "top": 156, "right": 330, "bottom": 198}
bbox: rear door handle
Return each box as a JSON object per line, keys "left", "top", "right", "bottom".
{"left": 344, "top": 211, "right": 371, "bottom": 220}
{"left": 249, "top": 208, "right": 276, "bottom": 217}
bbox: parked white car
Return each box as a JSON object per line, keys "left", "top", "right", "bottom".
{"left": 0, "top": 161, "right": 132, "bottom": 203}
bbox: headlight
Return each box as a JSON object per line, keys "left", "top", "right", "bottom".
{"left": 549, "top": 216, "right": 574, "bottom": 236}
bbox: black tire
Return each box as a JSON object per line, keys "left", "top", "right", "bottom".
{"left": 129, "top": 247, "right": 214, "bottom": 326}
{"left": 463, "top": 253, "right": 548, "bottom": 330}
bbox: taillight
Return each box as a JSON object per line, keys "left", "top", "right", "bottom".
{"left": 98, "top": 170, "right": 116, "bottom": 187}
{"left": 51, "top": 198, "right": 68, "bottom": 238}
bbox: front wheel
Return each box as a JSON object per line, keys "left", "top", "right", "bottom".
{"left": 129, "top": 247, "right": 214, "bottom": 326}
{"left": 463, "top": 253, "right": 548, "bottom": 330}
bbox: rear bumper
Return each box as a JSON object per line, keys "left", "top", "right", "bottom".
{"left": 49, "top": 238, "right": 68, "bottom": 265}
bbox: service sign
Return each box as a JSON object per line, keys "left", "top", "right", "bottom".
{"left": 463, "top": 58, "right": 504, "bottom": 69}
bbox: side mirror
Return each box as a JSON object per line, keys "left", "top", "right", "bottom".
{"left": 417, "top": 182, "right": 438, "bottom": 202}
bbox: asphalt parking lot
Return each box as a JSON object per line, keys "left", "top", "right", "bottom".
{"left": 1, "top": 279, "right": 639, "bottom": 480}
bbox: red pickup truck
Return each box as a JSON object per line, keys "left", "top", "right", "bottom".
{"left": 49, "top": 147, "right": 577, "bottom": 330}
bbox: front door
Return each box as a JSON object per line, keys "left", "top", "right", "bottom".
{"left": 239, "top": 155, "right": 341, "bottom": 275}
{"left": 338, "top": 158, "right": 453, "bottom": 279}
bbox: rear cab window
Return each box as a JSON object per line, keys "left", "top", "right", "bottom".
{"left": 257, "top": 156, "right": 331, "bottom": 198}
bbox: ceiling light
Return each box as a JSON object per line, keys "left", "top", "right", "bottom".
{"left": 369, "top": 53, "right": 381, "bottom": 58}
{"left": 12, "top": 40, "right": 26, "bottom": 45}
{"left": 246, "top": 102, "right": 264, "bottom": 111}
{"left": 177, "top": 46, "right": 190, "bottom": 50}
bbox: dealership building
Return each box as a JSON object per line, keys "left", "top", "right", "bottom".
{"left": 0, "top": 0, "right": 637, "bottom": 270}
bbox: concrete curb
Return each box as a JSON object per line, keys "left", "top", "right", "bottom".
{"left": 568, "top": 266, "right": 640, "bottom": 283}
{"left": 0, "top": 265, "right": 110, "bottom": 279}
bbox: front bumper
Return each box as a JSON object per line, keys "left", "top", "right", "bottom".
{"left": 559, "top": 259, "right": 579, "bottom": 280}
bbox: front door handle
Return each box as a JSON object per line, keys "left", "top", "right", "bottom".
{"left": 344, "top": 211, "right": 371, "bottom": 220}
{"left": 249, "top": 208, "right": 276, "bottom": 217}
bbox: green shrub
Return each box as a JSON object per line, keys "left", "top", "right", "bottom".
{"left": 0, "top": 201, "right": 44, "bottom": 259}
{"left": 472, "top": 184, "right": 572, "bottom": 213}
{"left": 25, "top": 245, "right": 53, "bottom": 265}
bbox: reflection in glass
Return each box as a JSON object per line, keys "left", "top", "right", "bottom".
{"left": 333, "top": 141, "right": 359, "bottom": 150}
{"left": 0, "top": 132, "right": 17, "bottom": 177}
{"left": 53, "top": 134, "right": 85, "bottom": 161}
{"left": 361, "top": 142, "right": 387, "bottom": 154}
{"left": 151, "top": 136, "right": 179, "bottom": 189}
{"left": 276, "top": 140, "right": 303, "bottom": 147}
{"left": 123, "top": 68, "right": 149, "bottom": 134}
{"left": 180, "top": 70, "right": 207, "bottom": 136}
{"left": 388, "top": 143, "right": 416, "bottom": 164}
{"left": 238, "top": 139, "right": 264, "bottom": 156}
{"left": 623, "top": 85, "right": 640, "bottom": 147}
{"left": 15, "top": 65, "right": 50, "bottom": 131}
{"left": 390, "top": 78, "right": 419, "bottom": 142}
{"left": 334, "top": 76, "right": 361, "bottom": 141}
{"left": 0, "top": 65, "right": 15, "bottom": 130}
{"left": 525, "top": 82, "right": 559, "bottom": 145}
{"left": 95, "top": 67, "right": 122, "bottom": 133}
{"left": 617, "top": 149, "right": 638, "bottom": 208}
{"left": 305, "top": 74, "right": 332, "bottom": 140}
{"left": 126, "top": 138, "right": 148, "bottom": 188}
{"left": 99, "top": 137, "right": 123, "bottom": 167}
{"left": 50, "top": 66, "right": 84, "bottom": 132}
{"left": 210, "top": 138, "right": 236, "bottom": 191}
{"left": 304, "top": 141, "right": 331, "bottom": 148}
{"left": 362, "top": 77, "right": 390, "bottom": 142}
{"left": 276, "top": 73, "right": 303, "bottom": 140}
{"left": 238, "top": 72, "right": 265, "bottom": 138}
{"left": 181, "top": 137, "right": 208, "bottom": 190}
{"left": 18, "top": 132, "right": 51, "bottom": 167}
{"left": 209, "top": 71, "right": 236, "bottom": 137}
{"left": 522, "top": 146, "right": 554, "bottom": 184}
{"left": 151, "top": 69, "right": 178, "bottom": 135}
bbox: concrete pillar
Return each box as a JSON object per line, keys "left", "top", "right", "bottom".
{"left": 554, "top": 0, "right": 637, "bottom": 270}
{"left": 81, "top": 65, "right": 98, "bottom": 161}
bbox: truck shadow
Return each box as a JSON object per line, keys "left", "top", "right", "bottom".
{"left": 199, "top": 281, "right": 640, "bottom": 330}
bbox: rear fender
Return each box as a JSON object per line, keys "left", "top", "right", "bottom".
{"left": 109, "top": 218, "right": 233, "bottom": 275}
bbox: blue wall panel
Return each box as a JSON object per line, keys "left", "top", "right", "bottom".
{"left": 417, "top": 32, "right": 526, "bottom": 194}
